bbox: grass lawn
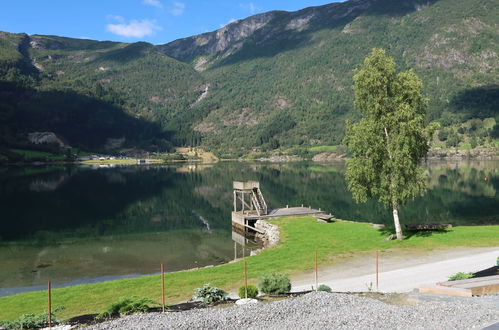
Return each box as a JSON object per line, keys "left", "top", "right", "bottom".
{"left": 10, "top": 149, "right": 66, "bottom": 161}
{"left": 308, "top": 145, "right": 338, "bottom": 153}
{"left": 81, "top": 159, "right": 164, "bottom": 165}
{"left": 1, "top": 218, "right": 498, "bottom": 321}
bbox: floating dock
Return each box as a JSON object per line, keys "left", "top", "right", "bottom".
{"left": 231, "top": 181, "right": 330, "bottom": 232}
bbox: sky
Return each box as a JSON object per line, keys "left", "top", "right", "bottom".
{"left": 0, "top": 0, "right": 342, "bottom": 45}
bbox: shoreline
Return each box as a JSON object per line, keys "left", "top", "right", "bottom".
{"left": 1, "top": 219, "right": 499, "bottom": 321}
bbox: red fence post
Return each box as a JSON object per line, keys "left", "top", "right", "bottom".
{"left": 48, "top": 280, "right": 52, "bottom": 328}
{"left": 161, "top": 264, "right": 165, "bottom": 312}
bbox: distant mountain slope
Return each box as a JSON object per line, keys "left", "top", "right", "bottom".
{"left": 0, "top": 0, "right": 497, "bottom": 155}
{"left": 0, "top": 33, "right": 205, "bottom": 151}
{"left": 158, "top": 0, "right": 498, "bottom": 154}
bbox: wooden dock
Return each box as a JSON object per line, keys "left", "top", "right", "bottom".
{"left": 232, "top": 207, "right": 329, "bottom": 231}
{"left": 230, "top": 181, "right": 331, "bottom": 233}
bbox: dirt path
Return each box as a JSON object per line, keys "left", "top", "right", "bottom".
{"left": 292, "top": 247, "right": 499, "bottom": 292}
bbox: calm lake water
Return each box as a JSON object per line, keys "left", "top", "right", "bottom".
{"left": 0, "top": 160, "right": 498, "bottom": 295}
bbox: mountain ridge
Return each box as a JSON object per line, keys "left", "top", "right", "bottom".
{"left": 0, "top": 0, "right": 497, "bottom": 159}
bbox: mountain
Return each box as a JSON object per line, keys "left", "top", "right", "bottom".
{"left": 0, "top": 0, "right": 498, "bottom": 158}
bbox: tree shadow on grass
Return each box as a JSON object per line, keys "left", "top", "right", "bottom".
{"left": 376, "top": 227, "right": 452, "bottom": 240}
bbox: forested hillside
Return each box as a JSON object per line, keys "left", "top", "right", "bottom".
{"left": 0, "top": 0, "right": 497, "bottom": 158}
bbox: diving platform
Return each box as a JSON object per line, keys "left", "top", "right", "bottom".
{"left": 231, "top": 181, "right": 331, "bottom": 231}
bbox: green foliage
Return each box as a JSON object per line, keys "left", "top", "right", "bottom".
{"left": 0, "top": 306, "right": 63, "bottom": 329}
{"left": 446, "top": 131, "right": 462, "bottom": 148}
{"left": 345, "top": 49, "right": 432, "bottom": 240}
{"left": 448, "top": 272, "right": 474, "bottom": 281}
{"left": 96, "top": 297, "right": 156, "bottom": 320}
{"left": 317, "top": 284, "right": 332, "bottom": 292}
{"left": 309, "top": 145, "right": 338, "bottom": 153}
{"left": 193, "top": 284, "right": 228, "bottom": 305}
{"left": 238, "top": 284, "right": 259, "bottom": 299}
{"left": 258, "top": 272, "right": 291, "bottom": 295}
{"left": 1, "top": 0, "right": 498, "bottom": 154}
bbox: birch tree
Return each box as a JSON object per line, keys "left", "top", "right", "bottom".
{"left": 344, "top": 48, "right": 435, "bottom": 240}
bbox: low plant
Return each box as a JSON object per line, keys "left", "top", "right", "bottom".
{"left": 317, "top": 284, "right": 332, "bottom": 293}
{"left": 193, "top": 284, "right": 228, "bottom": 305}
{"left": 258, "top": 272, "right": 291, "bottom": 295}
{"left": 96, "top": 297, "right": 156, "bottom": 320}
{"left": 0, "top": 306, "right": 64, "bottom": 329}
{"left": 448, "top": 272, "right": 474, "bottom": 281}
{"left": 238, "top": 284, "right": 259, "bottom": 299}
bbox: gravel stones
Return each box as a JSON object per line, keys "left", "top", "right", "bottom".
{"left": 86, "top": 291, "right": 499, "bottom": 330}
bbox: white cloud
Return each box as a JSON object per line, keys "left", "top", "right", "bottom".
{"left": 143, "top": 0, "right": 163, "bottom": 8}
{"left": 240, "top": 2, "right": 260, "bottom": 14}
{"left": 106, "top": 15, "right": 125, "bottom": 23}
{"left": 106, "top": 19, "right": 161, "bottom": 38}
{"left": 169, "top": 1, "right": 185, "bottom": 16}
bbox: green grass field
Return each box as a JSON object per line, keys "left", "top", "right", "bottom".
{"left": 308, "top": 145, "right": 338, "bottom": 153}
{"left": 1, "top": 217, "right": 498, "bottom": 321}
{"left": 10, "top": 149, "right": 66, "bottom": 161}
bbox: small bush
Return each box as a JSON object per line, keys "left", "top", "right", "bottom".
{"left": 97, "top": 297, "right": 156, "bottom": 320}
{"left": 448, "top": 272, "right": 474, "bottom": 281}
{"left": 258, "top": 272, "right": 291, "bottom": 295}
{"left": 317, "top": 284, "right": 332, "bottom": 293}
{"left": 238, "top": 284, "right": 259, "bottom": 299}
{"left": 0, "top": 306, "right": 64, "bottom": 329}
{"left": 193, "top": 284, "right": 228, "bottom": 305}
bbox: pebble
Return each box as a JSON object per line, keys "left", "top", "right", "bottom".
{"left": 84, "top": 291, "right": 499, "bottom": 330}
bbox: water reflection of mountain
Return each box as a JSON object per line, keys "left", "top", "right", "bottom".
{"left": 1, "top": 161, "right": 497, "bottom": 243}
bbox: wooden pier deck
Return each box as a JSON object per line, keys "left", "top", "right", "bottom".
{"left": 232, "top": 206, "right": 330, "bottom": 231}
{"left": 230, "top": 181, "right": 331, "bottom": 233}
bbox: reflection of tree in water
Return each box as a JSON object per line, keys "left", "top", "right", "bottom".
{"left": 428, "top": 167, "right": 496, "bottom": 197}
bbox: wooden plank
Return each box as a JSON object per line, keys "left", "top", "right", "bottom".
{"left": 438, "top": 275, "right": 499, "bottom": 287}
{"left": 243, "top": 224, "right": 265, "bottom": 234}
{"left": 419, "top": 285, "right": 472, "bottom": 297}
{"left": 470, "top": 283, "right": 499, "bottom": 296}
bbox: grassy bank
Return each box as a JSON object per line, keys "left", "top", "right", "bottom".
{"left": 80, "top": 159, "right": 164, "bottom": 165}
{"left": 1, "top": 218, "right": 498, "bottom": 320}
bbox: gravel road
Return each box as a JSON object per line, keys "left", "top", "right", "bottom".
{"left": 86, "top": 291, "right": 499, "bottom": 330}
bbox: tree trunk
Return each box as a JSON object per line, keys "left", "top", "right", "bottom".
{"left": 392, "top": 204, "right": 404, "bottom": 240}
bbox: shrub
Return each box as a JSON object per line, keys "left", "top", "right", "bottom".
{"left": 193, "top": 284, "right": 228, "bottom": 305}
{"left": 448, "top": 272, "right": 474, "bottom": 281}
{"left": 0, "top": 307, "right": 64, "bottom": 329}
{"left": 258, "top": 272, "right": 291, "bottom": 295}
{"left": 96, "top": 297, "right": 156, "bottom": 320}
{"left": 317, "top": 284, "right": 332, "bottom": 293}
{"left": 238, "top": 284, "right": 259, "bottom": 299}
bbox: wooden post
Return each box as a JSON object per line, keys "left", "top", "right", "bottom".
{"left": 161, "top": 264, "right": 165, "bottom": 312}
{"left": 233, "top": 191, "right": 237, "bottom": 211}
{"left": 244, "top": 259, "right": 248, "bottom": 298}
{"left": 48, "top": 280, "right": 52, "bottom": 328}
{"left": 315, "top": 249, "right": 318, "bottom": 291}
{"left": 376, "top": 250, "right": 379, "bottom": 291}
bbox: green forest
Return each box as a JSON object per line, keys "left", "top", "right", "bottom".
{"left": 0, "top": 0, "right": 497, "bottom": 160}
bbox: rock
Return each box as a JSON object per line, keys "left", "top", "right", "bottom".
{"left": 27, "top": 132, "right": 68, "bottom": 147}
{"left": 383, "top": 234, "right": 396, "bottom": 241}
{"left": 235, "top": 298, "right": 259, "bottom": 305}
{"left": 371, "top": 224, "right": 385, "bottom": 229}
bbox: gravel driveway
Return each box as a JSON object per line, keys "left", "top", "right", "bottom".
{"left": 85, "top": 291, "right": 499, "bottom": 330}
